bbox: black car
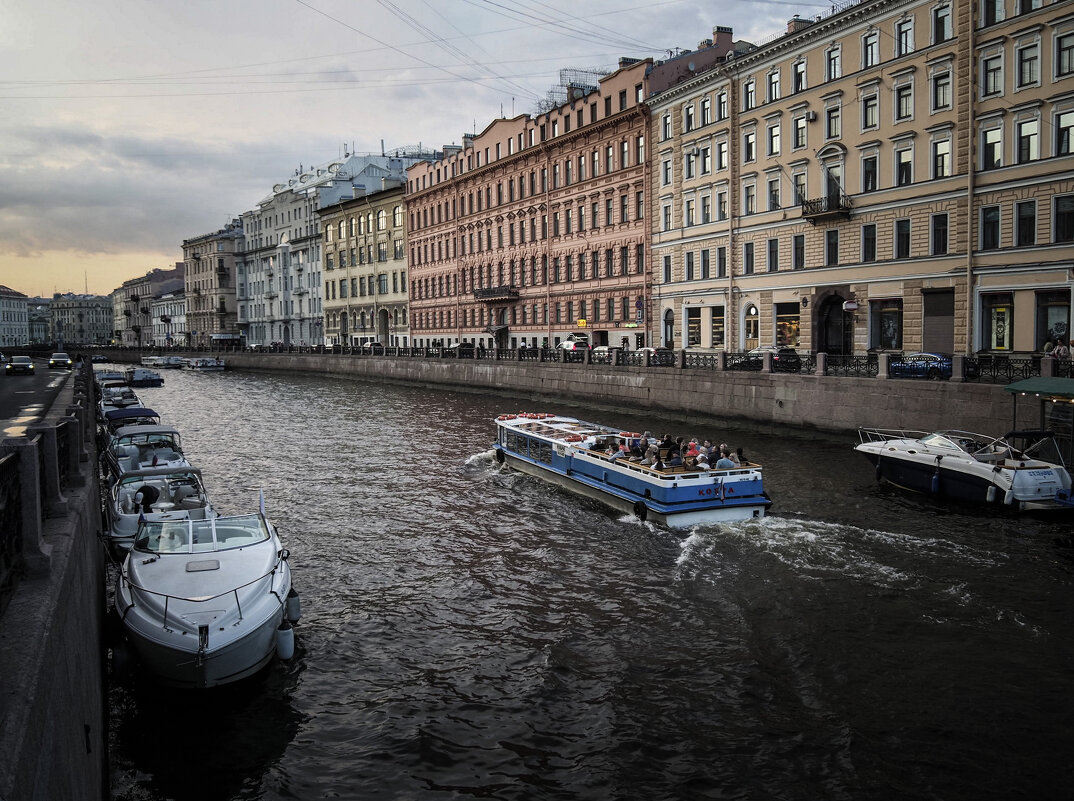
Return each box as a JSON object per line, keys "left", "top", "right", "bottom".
{"left": 746, "top": 346, "right": 802, "bottom": 372}
{"left": 49, "top": 352, "right": 73, "bottom": 369}
{"left": 6, "top": 356, "right": 35, "bottom": 375}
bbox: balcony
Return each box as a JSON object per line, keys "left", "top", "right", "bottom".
{"left": 474, "top": 285, "right": 520, "bottom": 302}
{"left": 265, "top": 291, "right": 278, "bottom": 299}
{"left": 293, "top": 286, "right": 308, "bottom": 295}
{"left": 801, "top": 192, "right": 853, "bottom": 224}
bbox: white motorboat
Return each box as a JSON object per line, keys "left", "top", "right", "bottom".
{"left": 115, "top": 513, "right": 300, "bottom": 688}
{"left": 98, "top": 383, "right": 141, "bottom": 421}
{"left": 126, "top": 367, "right": 164, "bottom": 387}
{"left": 855, "top": 428, "right": 1073, "bottom": 511}
{"left": 105, "top": 467, "right": 216, "bottom": 552}
{"left": 104, "top": 424, "right": 190, "bottom": 479}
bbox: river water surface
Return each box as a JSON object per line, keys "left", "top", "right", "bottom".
{"left": 105, "top": 366, "right": 1073, "bottom": 801}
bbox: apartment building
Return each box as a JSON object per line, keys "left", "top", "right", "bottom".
{"left": 650, "top": 0, "right": 1073, "bottom": 355}
{"left": 406, "top": 58, "right": 667, "bottom": 350}
{"left": 151, "top": 291, "right": 186, "bottom": 347}
{"left": 50, "top": 293, "right": 113, "bottom": 347}
{"left": 320, "top": 182, "right": 411, "bottom": 346}
{"left": 0, "top": 286, "right": 29, "bottom": 347}
{"left": 112, "top": 266, "right": 184, "bottom": 347}
{"left": 182, "top": 219, "right": 243, "bottom": 349}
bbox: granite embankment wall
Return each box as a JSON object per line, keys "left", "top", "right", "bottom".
{"left": 0, "top": 371, "right": 106, "bottom": 801}
{"left": 210, "top": 352, "right": 1031, "bottom": 435}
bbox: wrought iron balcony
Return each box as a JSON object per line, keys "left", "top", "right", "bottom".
{"left": 474, "top": 285, "right": 520, "bottom": 302}
{"left": 801, "top": 192, "right": 853, "bottom": 224}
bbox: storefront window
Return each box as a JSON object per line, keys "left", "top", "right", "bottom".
{"left": 1036, "top": 291, "right": 1070, "bottom": 350}
{"left": 870, "top": 299, "right": 903, "bottom": 350}
{"left": 686, "top": 307, "right": 702, "bottom": 346}
{"left": 775, "top": 302, "right": 801, "bottom": 347}
{"left": 982, "top": 294, "right": 1013, "bottom": 351}
{"left": 710, "top": 306, "right": 725, "bottom": 347}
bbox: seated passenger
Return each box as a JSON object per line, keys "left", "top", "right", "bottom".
{"left": 134, "top": 484, "right": 159, "bottom": 513}
{"left": 640, "top": 443, "right": 659, "bottom": 466}
{"left": 695, "top": 454, "right": 711, "bottom": 470}
{"left": 609, "top": 444, "right": 630, "bottom": 461}
{"left": 719, "top": 443, "right": 741, "bottom": 466}
{"left": 714, "top": 448, "right": 736, "bottom": 469}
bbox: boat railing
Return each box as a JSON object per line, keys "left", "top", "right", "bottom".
{"left": 578, "top": 448, "right": 761, "bottom": 479}
{"left": 857, "top": 427, "right": 930, "bottom": 444}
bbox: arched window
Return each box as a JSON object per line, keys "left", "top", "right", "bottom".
{"left": 377, "top": 210, "right": 387, "bottom": 230}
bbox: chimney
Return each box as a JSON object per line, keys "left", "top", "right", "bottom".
{"left": 787, "top": 15, "right": 813, "bottom": 34}
{"left": 712, "top": 25, "right": 734, "bottom": 55}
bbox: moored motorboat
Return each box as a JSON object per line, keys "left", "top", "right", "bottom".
{"left": 855, "top": 428, "right": 1073, "bottom": 511}
{"left": 184, "top": 357, "right": 226, "bottom": 372}
{"left": 492, "top": 413, "right": 771, "bottom": 526}
{"left": 105, "top": 466, "right": 215, "bottom": 552}
{"left": 104, "top": 424, "right": 191, "bottom": 480}
{"left": 125, "top": 367, "right": 164, "bottom": 387}
{"left": 114, "top": 512, "right": 299, "bottom": 688}
{"left": 98, "top": 383, "right": 141, "bottom": 421}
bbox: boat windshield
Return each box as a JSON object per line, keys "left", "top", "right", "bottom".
{"left": 134, "top": 514, "right": 270, "bottom": 554}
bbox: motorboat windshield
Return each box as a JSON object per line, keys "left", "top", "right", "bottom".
{"left": 134, "top": 514, "right": 270, "bottom": 554}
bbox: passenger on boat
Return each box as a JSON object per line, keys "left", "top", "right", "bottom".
{"left": 720, "top": 443, "right": 741, "bottom": 466}
{"left": 609, "top": 444, "right": 630, "bottom": 462}
{"left": 696, "top": 454, "right": 711, "bottom": 470}
{"left": 640, "top": 443, "right": 659, "bottom": 466}
{"left": 714, "top": 449, "right": 736, "bottom": 469}
{"left": 133, "top": 484, "right": 159, "bottom": 513}
{"left": 667, "top": 439, "right": 684, "bottom": 467}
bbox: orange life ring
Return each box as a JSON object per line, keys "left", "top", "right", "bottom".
{"left": 565, "top": 434, "right": 582, "bottom": 442}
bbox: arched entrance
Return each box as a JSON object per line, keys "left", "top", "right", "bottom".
{"left": 816, "top": 294, "right": 853, "bottom": 355}
{"left": 743, "top": 304, "right": 759, "bottom": 350}
{"left": 282, "top": 324, "right": 291, "bottom": 346}
{"left": 662, "top": 309, "right": 675, "bottom": 348}
{"left": 340, "top": 312, "right": 349, "bottom": 345}
{"left": 377, "top": 308, "right": 390, "bottom": 344}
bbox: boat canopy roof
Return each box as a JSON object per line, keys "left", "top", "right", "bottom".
{"left": 104, "top": 407, "right": 159, "bottom": 421}
{"left": 1004, "top": 377, "right": 1074, "bottom": 401}
{"left": 115, "top": 466, "right": 202, "bottom": 484}
{"left": 112, "top": 424, "right": 181, "bottom": 439}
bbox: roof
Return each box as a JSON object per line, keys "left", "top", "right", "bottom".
{"left": 103, "top": 407, "right": 159, "bottom": 421}
{"left": 1004, "top": 377, "right": 1074, "bottom": 400}
{"left": 112, "top": 424, "right": 181, "bottom": 438}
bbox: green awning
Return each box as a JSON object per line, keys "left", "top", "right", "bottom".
{"left": 1004, "top": 377, "right": 1074, "bottom": 400}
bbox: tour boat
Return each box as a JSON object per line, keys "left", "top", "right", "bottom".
{"left": 855, "top": 427, "right": 1073, "bottom": 511}
{"left": 184, "top": 357, "right": 226, "bottom": 372}
{"left": 114, "top": 512, "right": 300, "bottom": 688}
{"left": 125, "top": 366, "right": 164, "bottom": 387}
{"left": 492, "top": 413, "right": 771, "bottom": 527}
{"left": 104, "top": 424, "right": 191, "bottom": 481}
{"left": 105, "top": 466, "right": 216, "bottom": 552}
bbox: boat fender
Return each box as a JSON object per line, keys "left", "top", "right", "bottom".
{"left": 276, "top": 620, "right": 295, "bottom": 660}
{"left": 1004, "top": 488, "right": 1015, "bottom": 505}
{"left": 931, "top": 456, "right": 942, "bottom": 494}
{"left": 986, "top": 485, "right": 997, "bottom": 503}
{"left": 494, "top": 449, "right": 505, "bottom": 464}
{"left": 633, "top": 501, "right": 648, "bottom": 522}
{"left": 286, "top": 587, "right": 302, "bottom": 623}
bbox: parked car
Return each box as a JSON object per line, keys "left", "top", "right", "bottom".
{"left": 91, "top": 354, "right": 109, "bottom": 363}
{"left": 48, "top": 352, "right": 73, "bottom": 369}
{"left": 635, "top": 347, "right": 675, "bottom": 366}
{"left": 360, "top": 341, "right": 384, "bottom": 354}
{"left": 731, "top": 346, "right": 803, "bottom": 372}
{"left": 557, "top": 340, "right": 590, "bottom": 351}
{"left": 6, "top": 356, "right": 35, "bottom": 375}
{"left": 443, "top": 342, "right": 476, "bottom": 357}
{"left": 888, "top": 351, "right": 957, "bottom": 380}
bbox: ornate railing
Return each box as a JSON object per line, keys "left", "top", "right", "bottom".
{"left": 825, "top": 354, "right": 879, "bottom": 378}
{"left": 964, "top": 355, "right": 1040, "bottom": 385}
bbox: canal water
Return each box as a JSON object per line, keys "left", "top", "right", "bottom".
{"left": 105, "top": 366, "right": 1073, "bottom": 801}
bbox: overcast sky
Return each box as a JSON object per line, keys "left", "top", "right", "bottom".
{"left": 0, "top": 0, "right": 821, "bottom": 298}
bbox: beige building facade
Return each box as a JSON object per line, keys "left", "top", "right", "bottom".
{"left": 320, "top": 183, "right": 411, "bottom": 346}
{"left": 650, "top": 0, "right": 1074, "bottom": 355}
{"left": 183, "top": 219, "right": 243, "bottom": 349}
{"left": 406, "top": 58, "right": 663, "bottom": 350}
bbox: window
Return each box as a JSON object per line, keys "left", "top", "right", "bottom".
{"left": 662, "top": 255, "right": 672, "bottom": 283}
{"left": 716, "top": 140, "right": 728, "bottom": 169}
{"left": 983, "top": 55, "right": 1003, "bottom": 95}
{"left": 662, "top": 159, "right": 672, "bottom": 185}
{"left": 1057, "top": 110, "right": 1074, "bottom": 155}
{"left": 872, "top": 299, "right": 903, "bottom": 350}
{"left": 661, "top": 113, "right": 672, "bottom": 140}
{"left": 767, "top": 239, "right": 779, "bottom": 272}
{"left": 619, "top": 89, "right": 627, "bottom": 111}
{"left": 685, "top": 198, "right": 695, "bottom": 227}
{"left": 701, "top": 96, "right": 711, "bottom": 125}
{"left": 825, "top": 230, "right": 839, "bottom": 266}
{"left": 716, "top": 91, "right": 727, "bottom": 120}
{"left": 662, "top": 204, "right": 672, "bottom": 231}
{"left": 768, "top": 178, "right": 780, "bottom": 210}
{"left": 862, "top": 155, "right": 878, "bottom": 192}
{"left": 1055, "top": 195, "right": 1074, "bottom": 242}
{"left": 701, "top": 146, "right": 712, "bottom": 174}
{"left": 983, "top": 0, "right": 1003, "bottom": 26}
{"left": 743, "top": 242, "right": 755, "bottom": 274}
{"left": 717, "top": 246, "right": 727, "bottom": 277}
{"left": 685, "top": 251, "right": 694, "bottom": 280}
{"left": 982, "top": 206, "right": 1001, "bottom": 249}
{"left": 1016, "top": 201, "right": 1036, "bottom": 246}
{"left": 863, "top": 32, "right": 879, "bottom": 68}
{"left": 932, "top": 213, "right": 949, "bottom": 255}
{"left": 932, "top": 71, "right": 951, "bottom": 110}
{"left": 896, "top": 147, "right": 913, "bottom": 185}
{"left": 933, "top": 5, "right": 952, "bottom": 44}
{"left": 896, "top": 18, "right": 914, "bottom": 56}
{"left": 933, "top": 139, "right": 951, "bottom": 178}
{"left": 826, "top": 106, "right": 841, "bottom": 139}
{"left": 1017, "top": 44, "right": 1039, "bottom": 87}
{"left": 1018, "top": 119, "right": 1039, "bottom": 162}
{"left": 793, "top": 61, "right": 806, "bottom": 92}
{"left": 743, "top": 183, "right": 756, "bottom": 215}
{"left": 895, "top": 83, "right": 913, "bottom": 120}
{"left": 862, "top": 223, "right": 877, "bottom": 262}
{"left": 744, "top": 80, "right": 756, "bottom": 110}
{"left": 717, "top": 190, "right": 728, "bottom": 220}
{"left": 743, "top": 131, "right": 756, "bottom": 162}
{"left": 1060, "top": 33, "right": 1074, "bottom": 77}
{"left": 767, "top": 124, "right": 781, "bottom": 155}
{"left": 793, "top": 116, "right": 807, "bottom": 148}
{"left": 793, "top": 234, "right": 805, "bottom": 269}
{"left": 983, "top": 293, "right": 1013, "bottom": 350}
{"left": 685, "top": 150, "right": 696, "bottom": 179}
{"left": 767, "top": 71, "right": 780, "bottom": 102}
{"left": 1036, "top": 291, "right": 1070, "bottom": 353}
{"left": 701, "top": 195, "right": 711, "bottom": 223}
{"left": 684, "top": 104, "right": 695, "bottom": 132}
{"left": 895, "top": 219, "right": 911, "bottom": 259}
{"left": 982, "top": 127, "right": 1003, "bottom": 169}
{"left": 862, "top": 93, "right": 879, "bottom": 129}
{"left": 826, "top": 47, "right": 841, "bottom": 81}
{"left": 793, "top": 173, "right": 806, "bottom": 205}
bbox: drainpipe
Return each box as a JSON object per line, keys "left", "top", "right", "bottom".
{"left": 965, "top": 7, "right": 976, "bottom": 354}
